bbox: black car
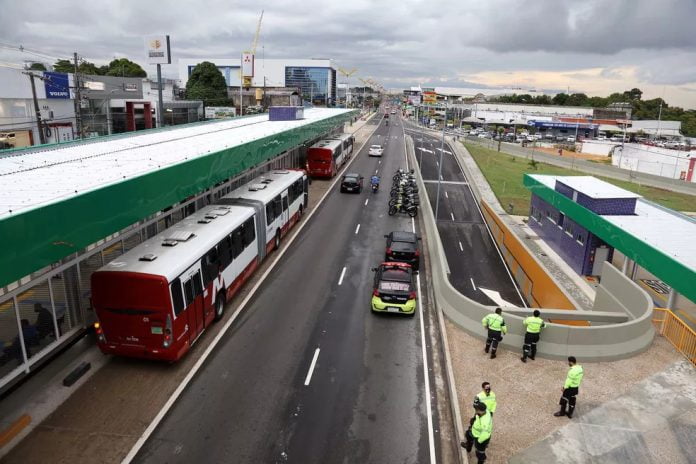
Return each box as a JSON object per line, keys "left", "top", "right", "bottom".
{"left": 340, "top": 173, "right": 363, "bottom": 193}
{"left": 384, "top": 231, "right": 421, "bottom": 270}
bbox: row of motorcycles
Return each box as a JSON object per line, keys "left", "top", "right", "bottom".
{"left": 388, "top": 169, "right": 419, "bottom": 217}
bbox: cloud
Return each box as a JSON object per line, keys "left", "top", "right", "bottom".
{"left": 1, "top": 0, "right": 696, "bottom": 108}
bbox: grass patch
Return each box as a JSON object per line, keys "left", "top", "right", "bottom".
{"left": 464, "top": 143, "right": 696, "bottom": 213}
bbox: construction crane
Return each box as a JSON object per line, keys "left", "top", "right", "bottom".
{"left": 242, "top": 10, "right": 264, "bottom": 89}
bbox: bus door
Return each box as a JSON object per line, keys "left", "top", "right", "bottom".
{"left": 182, "top": 267, "right": 205, "bottom": 344}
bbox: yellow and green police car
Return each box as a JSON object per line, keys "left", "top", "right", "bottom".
{"left": 371, "top": 262, "right": 417, "bottom": 316}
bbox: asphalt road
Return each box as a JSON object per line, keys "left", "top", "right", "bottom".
{"left": 132, "top": 113, "right": 442, "bottom": 463}
{"left": 406, "top": 125, "right": 526, "bottom": 308}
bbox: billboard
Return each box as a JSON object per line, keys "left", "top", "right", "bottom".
{"left": 408, "top": 95, "right": 421, "bottom": 105}
{"left": 422, "top": 91, "right": 437, "bottom": 104}
{"left": 43, "top": 72, "right": 70, "bottom": 99}
{"left": 145, "top": 35, "right": 171, "bottom": 64}
{"left": 242, "top": 53, "right": 254, "bottom": 78}
{"left": 205, "top": 106, "right": 237, "bottom": 119}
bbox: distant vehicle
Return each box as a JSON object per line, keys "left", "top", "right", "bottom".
{"left": 566, "top": 136, "right": 576, "bottom": 143}
{"left": 340, "top": 172, "right": 364, "bottom": 193}
{"left": 384, "top": 231, "right": 421, "bottom": 270}
{"left": 478, "top": 133, "right": 490, "bottom": 139}
{"left": 597, "top": 135, "right": 607, "bottom": 141}
{"left": 371, "top": 262, "right": 417, "bottom": 316}
{"left": 532, "top": 134, "right": 543, "bottom": 140}
{"left": 516, "top": 136, "right": 526, "bottom": 143}
{"left": 369, "top": 144, "right": 384, "bottom": 157}
{"left": 307, "top": 135, "right": 354, "bottom": 178}
{"left": 391, "top": 110, "right": 396, "bottom": 114}
{"left": 544, "top": 133, "right": 555, "bottom": 139}
{"left": 610, "top": 136, "right": 623, "bottom": 142}
{"left": 92, "top": 169, "right": 308, "bottom": 361}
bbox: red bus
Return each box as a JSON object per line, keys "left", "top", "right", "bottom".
{"left": 91, "top": 170, "right": 308, "bottom": 361}
{"left": 306, "top": 133, "right": 354, "bottom": 178}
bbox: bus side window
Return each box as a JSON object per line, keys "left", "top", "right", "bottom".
{"left": 266, "top": 203, "right": 274, "bottom": 225}
{"left": 202, "top": 247, "right": 219, "bottom": 285}
{"left": 183, "top": 279, "right": 194, "bottom": 307}
{"left": 171, "top": 278, "right": 184, "bottom": 315}
{"left": 282, "top": 195, "right": 289, "bottom": 212}
{"left": 218, "top": 236, "right": 232, "bottom": 269}
{"left": 273, "top": 195, "right": 282, "bottom": 217}
{"left": 231, "top": 227, "right": 243, "bottom": 258}
{"left": 192, "top": 271, "right": 203, "bottom": 297}
{"left": 242, "top": 217, "right": 255, "bottom": 247}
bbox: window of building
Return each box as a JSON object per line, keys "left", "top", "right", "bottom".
{"left": 558, "top": 213, "right": 565, "bottom": 228}
{"left": 576, "top": 233, "right": 585, "bottom": 245}
{"left": 285, "top": 67, "right": 335, "bottom": 105}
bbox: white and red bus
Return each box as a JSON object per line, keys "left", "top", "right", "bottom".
{"left": 91, "top": 170, "right": 308, "bottom": 361}
{"left": 306, "top": 133, "right": 354, "bottom": 178}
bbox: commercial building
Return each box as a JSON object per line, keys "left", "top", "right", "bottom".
{"left": 178, "top": 58, "right": 337, "bottom": 107}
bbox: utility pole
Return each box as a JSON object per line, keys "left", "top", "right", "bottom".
{"left": 24, "top": 71, "right": 47, "bottom": 145}
{"left": 73, "top": 52, "right": 83, "bottom": 139}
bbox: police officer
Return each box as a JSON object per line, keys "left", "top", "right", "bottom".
{"left": 482, "top": 307, "right": 507, "bottom": 359}
{"left": 475, "top": 382, "right": 497, "bottom": 416}
{"left": 521, "top": 309, "right": 546, "bottom": 362}
{"left": 554, "top": 356, "right": 584, "bottom": 418}
{"left": 461, "top": 401, "right": 493, "bottom": 464}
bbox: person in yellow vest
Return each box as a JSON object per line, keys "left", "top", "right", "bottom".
{"left": 520, "top": 310, "right": 546, "bottom": 362}
{"left": 461, "top": 401, "right": 493, "bottom": 463}
{"left": 474, "top": 381, "right": 497, "bottom": 416}
{"left": 554, "top": 356, "right": 584, "bottom": 418}
{"left": 482, "top": 307, "right": 507, "bottom": 359}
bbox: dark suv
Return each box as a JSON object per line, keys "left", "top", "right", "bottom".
{"left": 384, "top": 231, "right": 421, "bottom": 270}
{"left": 340, "top": 173, "right": 364, "bottom": 193}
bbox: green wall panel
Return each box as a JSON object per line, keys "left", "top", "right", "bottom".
{"left": 524, "top": 174, "right": 696, "bottom": 303}
{"left": 0, "top": 110, "right": 357, "bottom": 288}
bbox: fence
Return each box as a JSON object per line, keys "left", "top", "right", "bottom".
{"left": 653, "top": 308, "right": 696, "bottom": 365}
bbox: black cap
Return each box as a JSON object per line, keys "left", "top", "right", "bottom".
{"left": 474, "top": 401, "right": 487, "bottom": 412}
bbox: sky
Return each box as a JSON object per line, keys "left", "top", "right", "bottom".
{"left": 2, "top": 0, "right": 696, "bottom": 108}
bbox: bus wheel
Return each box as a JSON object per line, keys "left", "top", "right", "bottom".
{"left": 214, "top": 293, "right": 226, "bottom": 321}
{"left": 274, "top": 230, "right": 281, "bottom": 250}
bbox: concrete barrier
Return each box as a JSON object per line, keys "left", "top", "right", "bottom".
{"left": 410, "top": 137, "right": 655, "bottom": 362}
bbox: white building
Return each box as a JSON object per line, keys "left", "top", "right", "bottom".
{"left": 178, "top": 58, "right": 337, "bottom": 106}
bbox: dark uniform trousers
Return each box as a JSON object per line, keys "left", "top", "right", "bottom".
{"left": 560, "top": 386, "right": 579, "bottom": 416}
{"left": 522, "top": 332, "right": 540, "bottom": 360}
{"left": 485, "top": 329, "right": 503, "bottom": 354}
{"left": 463, "top": 429, "right": 490, "bottom": 463}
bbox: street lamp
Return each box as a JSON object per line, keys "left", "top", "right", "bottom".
{"left": 434, "top": 101, "right": 447, "bottom": 221}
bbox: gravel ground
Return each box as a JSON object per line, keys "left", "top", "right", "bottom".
{"left": 445, "top": 318, "right": 682, "bottom": 464}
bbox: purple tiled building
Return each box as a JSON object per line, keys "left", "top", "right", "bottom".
{"left": 527, "top": 176, "right": 640, "bottom": 276}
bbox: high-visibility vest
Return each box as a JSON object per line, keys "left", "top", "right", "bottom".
{"left": 476, "top": 390, "right": 497, "bottom": 414}
{"left": 564, "top": 364, "right": 584, "bottom": 388}
{"left": 524, "top": 316, "right": 546, "bottom": 334}
{"left": 482, "top": 313, "right": 506, "bottom": 333}
{"left": 471, "top": 411, "right": 493, "bottom": 443}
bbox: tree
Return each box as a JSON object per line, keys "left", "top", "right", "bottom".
{"left": 105, "top": 58, "right": 147, "bottom": 78}
{"left": 185, "top": 61, "right": 229, "bottom": 106}
{"left": 28, "top": 63, "right": 47, "bottom": 71}
{"left": 552, "top": 93, "right": 569, "bottom": 106}
{"left": 53, "top": 59, "right": 74, "bottom": 73}
{"left": 78, "top": 62, "right": 102, "bottom": 76}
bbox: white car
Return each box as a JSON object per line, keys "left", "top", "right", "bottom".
{"left": 369, "top": 144, "right": 384, "bottom": 157}
{"left": 566, "top": 136, "right": 576, "bottom": 143}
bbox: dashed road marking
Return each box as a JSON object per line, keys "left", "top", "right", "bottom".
{"left": 470, "top": 278, "right": 477, "bottom": 291}
{"left": 304, "top": 348, "right": 320, "bottom": 386}
{"left": 355, "top": 223, "right": 360, "bottom": 234}
{"left": 450, "top": 212, "right": 455, "bottom": 221}
{"left": 364, "top": 198, "right": 369, "bottom": 206}
{"left": 459, "top": 241, "right": 463, "bottom": 251}
{"left": 338, "top": 267, "right": 347, "bottom": 285}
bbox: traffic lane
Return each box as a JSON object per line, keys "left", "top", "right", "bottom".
{"left": 415, "top": 138, "right": 465, "bottom": 183}
{"left": 424, "top": 183, "right": 480, "bottom": 224}
{"left": 133, "top": 123, "right": 389, "bottom": 463}
{"left": 134, "top": 119, "right": 431, "bottom": 464}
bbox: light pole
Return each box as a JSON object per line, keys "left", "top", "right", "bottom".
{"left": 434, "top": 102, "right": 447, "bottom": 221}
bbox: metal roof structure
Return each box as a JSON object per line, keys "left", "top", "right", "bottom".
{"left": 525, "top": 174, "right": 696, "bottom": 303}
{"left": 554, "top": 176, "right": 642, "bottom": 200}
{"left": 0, "top": 108, "right": 356, "bottom": 288}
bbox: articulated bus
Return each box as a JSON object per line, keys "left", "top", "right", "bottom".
{"left": 306, "top": 133, "right": 354, "bottom": 178}
{"left": 91, "top": 170, "right": 308, "bottom": 361}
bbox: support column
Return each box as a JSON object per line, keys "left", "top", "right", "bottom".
{"left": 630, "top": 260, "right": 638, "bottom": 280}
{"left": 666, "top": 289, "right": 678, "bottom": 309}
{"left": 622, "top": 257, "right": 632, "bottom": 275}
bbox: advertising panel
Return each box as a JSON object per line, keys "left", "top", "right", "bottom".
{"left": 409, "top": 95, "right": 421, "bottom": 105}
{"left": 43, "top": 72, "right": 70, "bottom": 99}
{"left": 205, "top": 106, "right": 237, "bottom": 119}
{"left": 144, "top": 35, "right": 171, "bottom": 64}
{"left": 422, "top": 91, "right": 437, "bottom": 104}
{"left": 242, "top": 53, "right": 254, "bottom": 78}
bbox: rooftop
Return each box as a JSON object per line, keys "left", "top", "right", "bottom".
{"left": 554, "top": 176, "right": 642, "bottom": 199}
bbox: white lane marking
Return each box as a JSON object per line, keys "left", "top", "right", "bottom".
{"left": 355, "top": 223, "right": 361, "bottom": 234}
{"left": 478, "top": 287, "right": 520, "bottom": 307}
{"left": 445, "top": 191, "right": 448, "bottom": 199}
{"left": 435, "top": 160, "right": 439, "bottom": 166}
{"left": 470, "top": 278, "right": 477, "bottom": 291}
{"left": 417, "top": 273, "right": 437, "bottom": 464}
{"left": 304, "top": 348, "right": 320, "bottom": 386}
{"left": 417, "top": 147, "right": 434, "bottom": 154}
{"left": 378, "top": 160, "right": 381, "bottom": 164}
{"left": 450, "top": 212, "right": 455, "bottom": 221}
{"left": 375, "top": 169, "right": 379, "bottom": 174}
{"left": 440, "top": 174, "right": 443, "bottom": 181}
{"left": 121, "top": 112, "right": 381, "bottom": 464}
{"left": 459, "top": 241, "right": 463, "bottom": 251}
{"left": 364, "top": 198, "right": 369, "bottom": 206}
{"left": 338, "top": 266, "right": 347, "bottom": 285}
